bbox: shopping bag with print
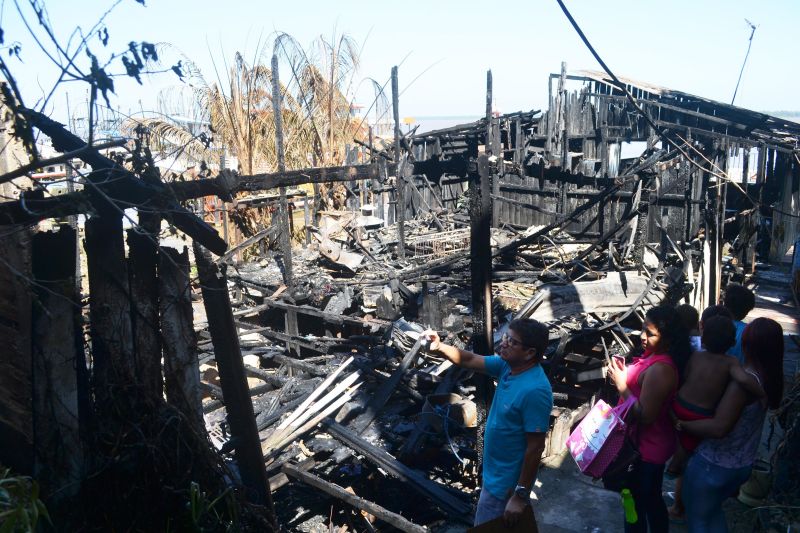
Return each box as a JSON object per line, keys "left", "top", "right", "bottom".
{"left": 566, "top": 395, "right": 636, "bottom": 478}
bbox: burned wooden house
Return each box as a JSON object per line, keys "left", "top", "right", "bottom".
{"left": 0, "top": 62, "right": 798, "bottom": 530}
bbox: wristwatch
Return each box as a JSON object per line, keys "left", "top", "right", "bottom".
{"left": 514, "top": 484, "right": 530, "bottom": 501}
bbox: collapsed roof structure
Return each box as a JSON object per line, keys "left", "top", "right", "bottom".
{"left": 1, "top": 63, "right": 798, "bottom": 530}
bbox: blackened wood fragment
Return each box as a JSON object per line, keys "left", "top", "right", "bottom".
{"left": 282, "top": 463, "right": 428, "bottom": 533}
{"left": 353, "top": 338, "right": 424, "bottom": 434}
{"left": 470, "top": 153, "right": 493, "bottom": 355}
{"left": 193, "top": 242, "right": 276, "bottom": 523}
{"left": 159, "top": 246, "right": 203, "bottom": 432}
{"left": 323, "top": 419, "right": 472, "bottom": 519}
{"left": 85, "top": 215, "right": 135, "bottom": 405}
{"left": 392, "top": 66, "right": 406, "bottom": 259}
{"left": 32, "top": 227, "right": 84, "bottom": 497}
{"left": 128, "top": 222, "right": 162, "bottom": 402}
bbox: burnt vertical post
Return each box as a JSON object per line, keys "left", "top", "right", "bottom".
{"left": 271, "top": 54, "right": 294, "bottom": 285}
{"left": 303, "top": 191, "right": 311, "bottom": 247}
{"left": 598, "top": 98, "right": 608, "bottom": 235}
{"left": 193, "top": 242, "right": 276, "bottom": 525}
{"left": 735, "top": 147, "right": 750, "bottom": 266}
{"left": 487, "top": 70, "right": 500, "bottom": 229}
{"left": 700, "top": 143, "right": 718, "bottom": 308}
{"left": 85, "top": 214, "right": 135, "bottom": 406}
{"left": 311, "top": 151, "right": 322, "bottom": 228}
{"left": 392, "top": 66, "right": 406, "bottom": 258}
{"left": 470, "top": 154, "right": 493, "bottom": 353}
{"left": 159, "top": 246, "right": 203, "bottom": 433}
{"left": 272, "top": 54, "right": 300, "bottom": 358}
{"left": 708, "top": 163, "right": 721, "bottom": 303}
{"left": 369, "top": 125, "right": 384, "bottom": 223}
{"left": 558, "top": 62, "right": 569, "bottom": 215}
{"left": 750, "top": 143, "right": 767, "bottom": 274}
{"left": 682, "top": 142, "right": 694, "bottom": 243}
{"left": 716, "top": 144, "right": 729, "bottom": 300}
{"left": 127, "top": 221, "right": 163, "bottom": 401}
{"left": 0, "top": 119, "right": 34, "bottom": 474}
{"left": 32, "top": 227, "right": 84, "bottom": 500}
{"left": 470, "top": 103, "right": 494, "bottom": 483}
{"left": 599, "top": 96, "right": 609, "bottom": 179}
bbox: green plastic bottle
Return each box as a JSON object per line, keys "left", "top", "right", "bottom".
{"left": 621, "top": 489, "right": 638, "bottom": 524}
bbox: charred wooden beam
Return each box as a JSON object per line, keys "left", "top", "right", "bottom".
{"left": 393, "top": 66, "right": 406, "bottom": 259}
{"left": 159, "top": 246, "right": 203, "bottom": 432}
{"left": 218, "top": 226, "right": 276, "bottom": 264}
{"left": 323, "top": 419, "right": 472, "bottom": 520}
{"left": 233, "top": 163, "right": 392, "bottom": 193}
{"left": 0, "top": 162, "right": 392, "bottom": 226}
{"left": 470, "top": 154, "right": 493, "bottom": 355}
{"left": 85, "top": 215, "right": 136, "bottom": 405}
{"left": 193, "top": 242, "right": 276, "bottom": 521}
{"left": 270, "top": 354, "right": 328, "bottom": 377}
{"left": 228, "top": 297, "right": 389, "bottom": 331}
{"left": 31, "top": 227, "right": 84, "bottom": 498}
{"left": 271, "top": 54, "right": 294, "bottom": 287}
{"left": 127, "top": 224, "right": 163, "bottom": 402}
{"left": 267, "top": 458, "right": 315, "bottom": 492}
{"left": 282, "top": 464, "right": 428, "bottom": 533}
{"left": 352, "top": 338, "right": 424, "bottom": 434}
{"left": 0, "top": 190, "right": 90, "bottom": 225}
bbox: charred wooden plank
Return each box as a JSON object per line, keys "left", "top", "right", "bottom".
{"left": 85, "top": 215, "right": 136, "bottom": 405}
{"left": 323, "top": 419, "right": 472, "bottom": 519}
{"left": 160, "top": 246, "right": 203, "bottom": 431}
{"left": 282, "top": 463, "right": 428, "bottom": 533}
{"left": 233, "top": 163, "right": 390, "bottom": 193}
{"left": 227, "top": 296, "right": 389, "bottom": 331}
{"left": 128, "top": 224, "right": 163, "bottom": 402}
{"left": 393, "top": 66, "right": 406, "bottom": 259}
{"left": 470, "top": 154, "right": 493, "bottom": 354}
{"left": 194, "top": 242, "right": 275, "bottom": 516}
{"left": 353, "top": 338, "right": 424, "bottom": 434}
{"left": 31, "top": 227, "right": 84, "bottom": 496}
{"left": 268, "top": 458, "right": 314, "bottom": 493}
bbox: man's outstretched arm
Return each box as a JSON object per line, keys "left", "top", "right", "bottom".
{"left": 422, "top": 330, "right": 487, "bottom": 372}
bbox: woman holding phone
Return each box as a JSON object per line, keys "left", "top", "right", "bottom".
{"left": 607, "top": 305, "right": 691, "bottom": 533}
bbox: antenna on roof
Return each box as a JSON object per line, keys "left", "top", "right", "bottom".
{"left": 731, "top": 19, "right": 758, "bottom": 106}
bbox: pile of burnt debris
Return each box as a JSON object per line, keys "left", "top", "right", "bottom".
{"left": 196, "top": 202, "right": 683, "bottom": 531}
{"left": 4, "top": 63, "right": 800, "bottom": 531}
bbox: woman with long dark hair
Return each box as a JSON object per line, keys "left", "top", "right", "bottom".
{"left": 680, "top": 317, "right": 784, "bottom": 532}
{"left": 608, "top": 305, "right": 692, "bottom": 532}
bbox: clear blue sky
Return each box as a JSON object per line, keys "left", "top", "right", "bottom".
{"left": 3, "top": 0, "right": 798, "bottom": 124}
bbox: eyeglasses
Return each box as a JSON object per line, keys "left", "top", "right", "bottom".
{"left": 501, "top": 333, "right": 528, "bottom": 348}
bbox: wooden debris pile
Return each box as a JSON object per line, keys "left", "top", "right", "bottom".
{"left": 193, "top": 185, "right": 689, "bottom": 529}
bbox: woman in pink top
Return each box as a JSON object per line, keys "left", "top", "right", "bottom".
{"left": 608, "top": 305, "right": 691, "bottom": 533}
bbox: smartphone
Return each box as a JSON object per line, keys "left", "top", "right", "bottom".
{"left": 612, "top": 354, "right": 625, "bottom": 366}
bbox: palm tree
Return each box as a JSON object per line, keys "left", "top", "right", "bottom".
{"left": 125, "top": 32, "right": 372, "bottom": 176}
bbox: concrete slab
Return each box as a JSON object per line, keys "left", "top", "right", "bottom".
{"left": 532, "top": 452, "right": 621, "bottom": 532}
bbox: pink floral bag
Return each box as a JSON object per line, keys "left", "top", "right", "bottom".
{"left": 566, "top": 395, "right": 637, "bottom": 478}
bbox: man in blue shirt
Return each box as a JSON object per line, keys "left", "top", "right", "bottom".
{"left": 722, "top": 283, "right": 755, "bottom": 362}
{"left": 423, "top": 319, "right": 553, "bottom": 527}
